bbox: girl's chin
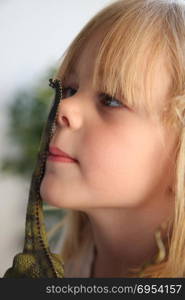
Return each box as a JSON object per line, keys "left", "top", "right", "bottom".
{"left": 40, "top": 178, "right": 76, "bottom": 209}
{"left": 40, "top": 179, "right": 57, "bottom": 206}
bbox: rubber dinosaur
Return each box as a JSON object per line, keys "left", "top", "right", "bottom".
{"left": 3, "top": 78, "right": 65, "bottom": 278}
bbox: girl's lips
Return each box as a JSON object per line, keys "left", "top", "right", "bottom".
{"left": 48, "top": 145, "right": 78, "bottom": 162}
{"left": 47, "top": 154, "right": 77, "bottom": 163}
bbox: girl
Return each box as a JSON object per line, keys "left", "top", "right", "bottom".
{"left": 4, "top": 0, "right": 185, "bottom": 278}
{"left": 40, "top": 0, "right": 185, "bottom": 277}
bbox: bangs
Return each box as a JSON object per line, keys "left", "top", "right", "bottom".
{"left": 55, "top": 0, "right": 174, "bottom": 123}
{"left": 91, "top": 18, "right": 169, "bottom": 118}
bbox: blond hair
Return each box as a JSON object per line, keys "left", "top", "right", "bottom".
{"left": 51, "top": 0, "right": 185, "bottom": 277}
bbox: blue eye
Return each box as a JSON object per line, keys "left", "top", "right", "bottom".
{"left": 100, "top": 93, "right": 124, "bottom": 108}
{"left": 63, "top": 87, "right": 76, "bottom": 98}
{"left": 62, "top": 86, "right": 124, "bottom": 109}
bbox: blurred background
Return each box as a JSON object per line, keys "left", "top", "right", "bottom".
{"left": 0, "top": 0, "right": 110, "bottom": 277}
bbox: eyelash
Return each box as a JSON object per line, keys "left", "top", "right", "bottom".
{"left": 62, "top": 86, "right": 125, "bottom": 109}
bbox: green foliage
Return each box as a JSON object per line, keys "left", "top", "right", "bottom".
{"left": 1, "top": 68, "right": 55, "bottom": 178}
{"left": 0, "top": 67, "right": 66, "bottom": 246}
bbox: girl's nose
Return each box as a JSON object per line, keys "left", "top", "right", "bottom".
{"left": 56, "top": 99, "right": 83, "bottom": 130}
{"left": 58, "top": 115, "right": 69, "bottom": 127}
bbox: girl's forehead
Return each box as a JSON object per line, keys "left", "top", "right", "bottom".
{"left": 68, "top": 47, "right": 171, "bottom": 103}
{"left": 63, "top": 26, "right": 172, "bottom": 121}
{"left": 69, "top": 31, "right": 106, "bottom": 79}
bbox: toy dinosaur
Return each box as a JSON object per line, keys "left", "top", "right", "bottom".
{"left": 3, "top": 78, "right": 65, "bottom": 278}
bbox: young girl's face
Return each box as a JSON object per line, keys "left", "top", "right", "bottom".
{"left": 40, "top": 29, "right": 177, "bottom": 212}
